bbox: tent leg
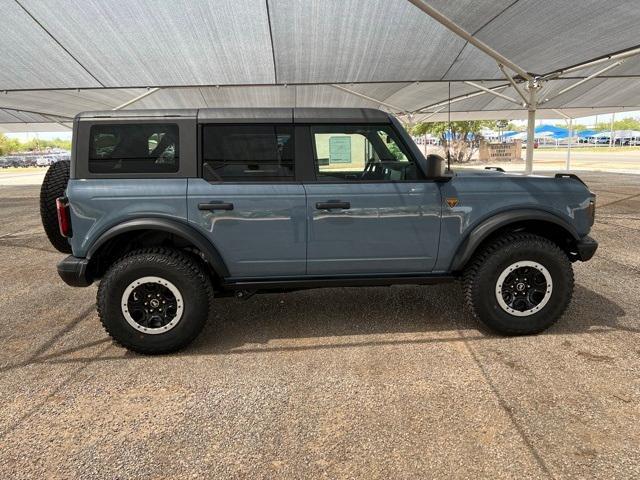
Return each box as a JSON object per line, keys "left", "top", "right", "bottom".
{"left": 525, "top": 107, "right": 536, "bottom": 175}
{"left": 566, "top": 118, "right": 572, "bottom": 171}
{"left": 609, "top": 113, "right": 615, "bottom": 147}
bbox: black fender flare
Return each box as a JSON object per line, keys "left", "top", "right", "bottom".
{"left": 87, "top": 217, "right": 230, "bottom": 278}
{"left": 449, "top": 208, "right": 580, "bottom": 271}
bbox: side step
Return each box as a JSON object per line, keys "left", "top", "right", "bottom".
{"left": 222, "top": 274, "right": 456, "bottom": 291}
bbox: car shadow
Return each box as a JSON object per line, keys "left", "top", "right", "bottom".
{"left": 180, "top": 282, "right": 630, "bottom": 356}
{"left": 22, "top": 282, "right": 630, "bottom": 366}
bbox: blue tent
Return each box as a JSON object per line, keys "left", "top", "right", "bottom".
{"left": 577, "top": 129, "right": 598, "bottom": 138}
{"left": 501, "top": 125, "right": 569, "bottom": 140}
{"left": 535, "top": 124, "right": 569, "bottom": 139}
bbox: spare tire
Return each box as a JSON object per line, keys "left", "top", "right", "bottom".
{"left": 40, "top": 160, "right": 72, "bottom": 253}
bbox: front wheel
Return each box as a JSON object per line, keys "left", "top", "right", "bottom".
{"left": 463, "top": 233, "right": 574, "bottom": 335}
{"left": 97, "top": 248, "right": 212, "bottom": 354}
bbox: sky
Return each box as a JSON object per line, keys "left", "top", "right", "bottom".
{"left": 6, "top": 131, "right": 73, "bottom": 141}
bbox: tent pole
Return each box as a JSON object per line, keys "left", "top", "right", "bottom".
{"left": 609, "top": 113, "right": 615, "bottom": 147}
{"left": 413, "top": 84, "right": 510, "bottom": 113}
{"left": 566, "top": 118, "right": 573, "bottom": 171}
{"left": 40, "top": 113, "right": 72, "bottom": 130}
{"left": 498, "top": 64, "right": 529, "bottom": 105}
{"left": 407, "top": 0, "right": 532, "bottom": 80}
{"left": 112, "top": 88, "right": 160, "bottom": 111}
{"left": 330, "top": 84, "right": 406, "bottom": 114}
{"left": 463, "top": 81, "right": 522, "bottom": 105}
{"left": 539, "top": 61, "right": 625, "bottom": 106}
{"left": 526, "top": 107, "right": 535, "bottom": 175}
{"left": 0, "top": 106, "right": 73, "bottom": 120}
{"left": 525, "top": 84, "right": 538, "bottom": 175}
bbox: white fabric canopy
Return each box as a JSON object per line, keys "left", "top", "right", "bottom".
{"left": 1, "top": 0, "right": 639, "bottom": 131}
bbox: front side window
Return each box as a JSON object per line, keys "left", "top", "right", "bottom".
{"left": 89, "top": 123, "right": 179, "bottom": 173}
{"left": 312, "top": 125, "right": 418, "bottom": 181}
{"left": 202, "top": 125, "right": 294, "bottom": 182}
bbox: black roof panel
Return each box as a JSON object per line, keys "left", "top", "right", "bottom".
{"left": 198, "top": 108, "right": 292, "bottom": 123}
{"left": 294, "top": 108, "right": 391, "bottom": 123}
{"left": 77, "top": 107, "right": 393, "bottom": 124}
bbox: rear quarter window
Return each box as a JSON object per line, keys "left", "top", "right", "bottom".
{"left": 89, "top": 123, "right": 179, "bottom": 174}
{"left": 201, "top": 124, "right": 294, "bottom": 182}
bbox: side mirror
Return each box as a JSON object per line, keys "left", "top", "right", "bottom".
{"left": 425, "top": 154, "right": 445, "bottom": 177}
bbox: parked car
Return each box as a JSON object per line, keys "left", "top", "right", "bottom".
{"left": 21, "top": 155, "right": 38, "bottom": 167}
{"left": 41, "top": 108, "right": 597, "bottom": 354}
{"left": 7, "top": 155, "right": 26, "bottom": 167}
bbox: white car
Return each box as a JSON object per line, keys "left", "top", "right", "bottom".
{"left": 36, "top": 156, "right": 52, "bottom": 167}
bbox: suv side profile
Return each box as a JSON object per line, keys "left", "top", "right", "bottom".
{"left": 41, "top": 108, "right": 597, "bottom": 354}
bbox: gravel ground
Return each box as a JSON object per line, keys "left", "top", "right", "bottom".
{"left": 0, "top": 171, "right": 638, "bottom": 479}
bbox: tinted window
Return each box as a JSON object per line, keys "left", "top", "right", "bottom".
{"left": 89, "top": 124, "right": 179, "bottom": 174}
{"left": 202, "top": 125, "right": 294, "bottom": 182}
{"left": 312, "top": 125, "right": 418, "bottom": 182}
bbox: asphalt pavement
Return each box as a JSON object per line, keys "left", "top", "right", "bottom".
{"left": 0, "top": 171, "right": 638, "bottom": 479}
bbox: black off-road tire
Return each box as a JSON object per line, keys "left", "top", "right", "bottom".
{"left": 463, "top": 233, "right": 574, "bottom": 335}
{"left": 97, "top": 248, "right": 212, "bottom": 354}
{"left": 39, "top": 160, "right": 71, "bottom": 253}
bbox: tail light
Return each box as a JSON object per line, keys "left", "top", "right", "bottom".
{"left": 56, "top": 197, "right": 72, "bottom": 237}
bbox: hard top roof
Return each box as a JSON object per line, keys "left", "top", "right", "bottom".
{"left": 76, "top": 108, "right": 393, "bottom": 123}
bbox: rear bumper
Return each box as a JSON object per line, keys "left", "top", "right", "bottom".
{"left": 575, "top": 235, "right": 598, "bottom": 261}
{"left": 57, "top": 256, "right": 93, "bottom": 287}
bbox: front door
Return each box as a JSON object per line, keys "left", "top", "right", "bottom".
{"left": 304, "top": 124, "right": 441, "bottom": 275}
{"left": 187, "top": 123, "right": 306, "bottom": 278}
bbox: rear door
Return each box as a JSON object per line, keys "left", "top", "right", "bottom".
{"left": 303, "top": 124, "right": 441, "bottom": 275}
{"left": 187, "top": 123, "right": 306, "bottom": 278}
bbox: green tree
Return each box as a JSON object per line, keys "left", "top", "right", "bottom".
{"left": 411, "top": 120, "right": 496, "bottom": 163}
{"left": 23, "top": 137, "right": 71, "bottom": 151}
{"left": 594, "top": 117, "right": 640, "bottom": 132}
{"left": 0, "top": 134, "right": 21, "bottom": 155}
{"left": 0, "top": 135, "right": 71, "bottom": 155}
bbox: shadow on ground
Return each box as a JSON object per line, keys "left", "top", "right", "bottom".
{"left": 22, "top": 282, "right": 629, "bottom": 366}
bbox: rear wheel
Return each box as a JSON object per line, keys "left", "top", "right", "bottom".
{"left": 39, "top": 160, "right": 71, "bottom": 253}
{"left": 97, "top": 248, "right": 212, "bottom": 354}
{"left": 463, "top": 233, "right": 574, "bottom": 335}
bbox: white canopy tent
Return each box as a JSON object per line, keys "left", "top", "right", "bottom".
{"left": 1, "top": 0, "right": 640, "bottom": 172}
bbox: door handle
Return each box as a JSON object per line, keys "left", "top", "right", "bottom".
{"left": 198, "top": 201, "right": 234, "bottom": 211}
{"left": 315, "top": 201, "right": 351, "bottom": 210}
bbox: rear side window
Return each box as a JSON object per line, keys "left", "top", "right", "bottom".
{"left": 89, "top": 124, "right": 179, "bottom": 174}
{"left": 201, "top": 125, "right": 294, "bottom": 182}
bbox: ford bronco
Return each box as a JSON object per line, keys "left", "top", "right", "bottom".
{"left": 40, "top": 108, "right": 597, "bottom": 354}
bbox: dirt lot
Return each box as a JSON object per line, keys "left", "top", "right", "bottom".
{"left": 0, "top": 171, "right": 638, "bottom": 479}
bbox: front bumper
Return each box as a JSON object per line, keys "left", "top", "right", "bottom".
{"left": 575, "top": 235, "right": 598, "bottom": 261}
{"left": 57, "top": 255, "right": 93, "bottom": 287}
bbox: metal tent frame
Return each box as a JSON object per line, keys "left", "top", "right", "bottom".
{"left": 407, "top": 0, "right": 640, "bottom": 174}
{"left": 2, "top": 0, "right": 640, "bottom": 173}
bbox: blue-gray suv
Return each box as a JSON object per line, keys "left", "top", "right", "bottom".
{"left": 39, "top": 108, "right": 597, "bottom": 354}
